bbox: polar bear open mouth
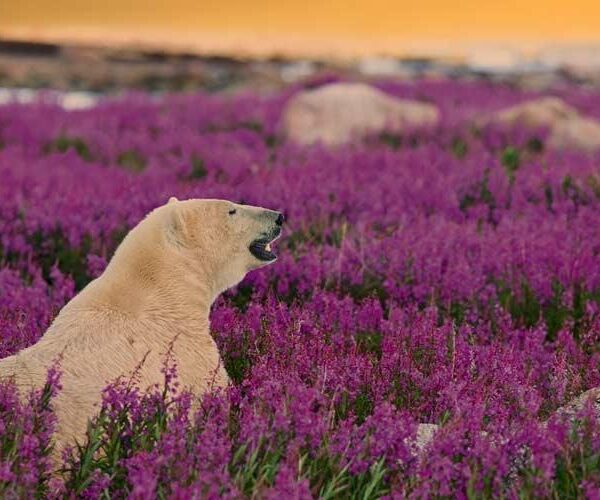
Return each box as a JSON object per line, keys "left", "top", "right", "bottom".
{"left": 249, "top": 237, "right": 279, "bottom": 262}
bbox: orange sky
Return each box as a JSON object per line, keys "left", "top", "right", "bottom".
{"left": 2, "top": 0, "right": 600, "bottom": 57}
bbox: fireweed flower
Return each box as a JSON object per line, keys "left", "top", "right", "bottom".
{"left": 0, "top": 80, "right": 599, "bottom": 496}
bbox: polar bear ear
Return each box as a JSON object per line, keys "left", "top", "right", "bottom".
{"left": 165, "top": 204, "right": 189, "bottom": 247}
{"left": 168, "top": 196, "right": 179, "bottom": 205}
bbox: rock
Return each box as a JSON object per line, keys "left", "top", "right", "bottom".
{"left": 465, "top": 46, "right": 522, "bottom": 75}
{"left": 549, "top": 117, "right": 600, "bottom": 151}
{"left": 0, "top": 87, "right": 36, "bottom": 105}
{"left": 412, "top": 386, "right": 598, "bottom": 444}
{"left": 414, "top": 423, "right": 439, "bottom": 452}
{"left": 485, "top": 96, "right": 578, "bottom": 128}
{"left": 409, "top": 387, "right": 600, "bottom": 483}
{"left": 554, "top": 387, "right": 600, "bottom": 422}
{"left": 480, "top": 97, "right": 600, "bottom": 152}
{"left": 281, "top": 82, "right": 440, "bottom": 146}
{"left": 358, "top": 57, "right": 407, "bottom": 77}
{"left": 280, "top": 61, "right": 317, "bottom": 83}
{"left": 60, "top": 91, "right": 98, "bottom": 110}
{"left": 0, "top": 88, "right": 98, "bottom": 110}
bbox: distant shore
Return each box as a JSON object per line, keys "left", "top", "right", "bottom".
{"left": 2, "top": 31, "right": 600, "bottom": 95}
{"left": 2, "top": 25, "right": 600, "bottom": 66}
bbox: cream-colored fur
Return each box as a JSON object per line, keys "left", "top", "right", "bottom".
{"left": 0, "top": 197, "right": 282, "bottom": 453}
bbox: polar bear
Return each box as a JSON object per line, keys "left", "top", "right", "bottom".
{"left": 0, "top": 197, "right": 284, "bottom": 453}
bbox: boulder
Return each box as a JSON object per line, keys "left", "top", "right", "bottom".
{"left": 554, "top": 387, "right": 600, "bottom": 421}
{"left": 480, "top": 96, "right": 600, "bottom": 152}
{"left": 411, "top": 387, "right": 600, "bottom": 456}
{"left": 549, "top": 117, "right": 600, "bottom": 151}
{"left": 281, "top": 82, "right": 440, "bottom": 146}
{"left": 486, "top": 96, "right": 578, "bottom": 129}
{"left": 414, "top": 423, "right": 439, "bottom": 452}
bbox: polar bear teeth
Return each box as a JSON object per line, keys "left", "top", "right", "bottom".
{"left": 265, "top": 243, "right": 272, "bottom": 252}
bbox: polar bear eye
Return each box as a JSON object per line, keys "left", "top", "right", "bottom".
{"left": 228, "top": 209, "right": 237, "bottom": 215}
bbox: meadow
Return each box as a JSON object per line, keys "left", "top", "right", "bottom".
{"left": 0, "top": 78, "right": 599, "bottom": 498}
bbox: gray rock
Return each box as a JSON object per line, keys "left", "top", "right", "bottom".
{"left": 554, "top": 387, "right": 600, "bottom": 421}
{"left": 281, "top": 82, "right": 439, "bottom": 147}
{"left": 478, "top": 97, "right": 600, "bottom": 152}
{"left": 414, "top": 423, "right": 439, "bottom": 452}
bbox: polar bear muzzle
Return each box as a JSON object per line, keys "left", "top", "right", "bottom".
{"left": 249, "top": 211, "right": 284, "bottom": 262}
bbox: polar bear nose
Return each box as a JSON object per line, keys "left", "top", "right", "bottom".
{"left": 275, "top": 213, "right": 285, "bottom": 226}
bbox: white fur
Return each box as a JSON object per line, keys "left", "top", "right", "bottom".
{"left": 0, "top": 197, "right": 281, "bottom": 452}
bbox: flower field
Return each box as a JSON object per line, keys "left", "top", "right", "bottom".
{"left": 1, "top": 79, "right": 599, "bottom": 498}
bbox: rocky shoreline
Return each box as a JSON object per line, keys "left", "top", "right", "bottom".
{"left": 2, "top": 38, "right": 600, "bottom": 95}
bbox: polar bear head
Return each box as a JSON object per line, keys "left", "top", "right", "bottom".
{"left": 164, "top": 197, "right": 284, "bottom": 294}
